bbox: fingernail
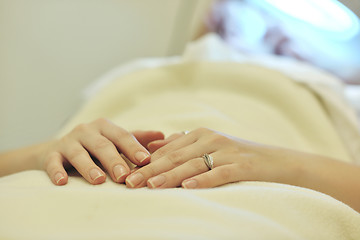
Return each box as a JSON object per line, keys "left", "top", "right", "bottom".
{"left": 148, "top": 175, "right": 166, "bottom": 188}
{"left": 126, "top": 172, "right": 144, "bottom": 188}
{"left": 182, "top": 179, "right": 198, "bottom": 189}
{"left": 135, "top": 151, "right": 149, "bottom": 163}
{"left": 89, "top": 169, "right": 104, "bottom": 182}
{"left": 55, "top": 172, "right": 65, "bottom": 184}
{"left": 113, "top": 165, "right": 128, "bottom": 182}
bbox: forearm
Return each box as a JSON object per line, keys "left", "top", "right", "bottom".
{"left": 281, "top": 150, "right": 360, "bottom": 212}
{"left": 0, "top": 142, "right": 51, "bottom": 176}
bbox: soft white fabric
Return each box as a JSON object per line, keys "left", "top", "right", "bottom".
{"left": 183, "top": 34, "right": 360, "bottom": 163}
{"left": 61, "top": 62, "right": 353, "bottom": 162}
{"left": 1, "top": 170, "right": 360, "bottom": 240}
{"left": 85, "top": 34, "right": 360, "bottom": 163}
{"left": 1, "top": 35, "right": 360, "bottom": 240}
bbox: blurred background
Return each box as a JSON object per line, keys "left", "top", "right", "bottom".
{"left": 0, "top": 0, "right": 211, "bottom": 151}
{"left": 0, "top": 0, "right": 359, "bottom": 151}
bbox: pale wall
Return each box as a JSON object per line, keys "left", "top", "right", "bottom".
{"left": 0, "top": 0, "right": 209, "bottom": 151}
{"left": 2, "top": 0, "right": 356, "bottom": 151}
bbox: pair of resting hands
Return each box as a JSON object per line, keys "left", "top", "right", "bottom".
{"left": 42, "top": 118, "right": 302, "bottom": 189}
{"left": 4, "top": 118, "right": 360, "bottom": 211}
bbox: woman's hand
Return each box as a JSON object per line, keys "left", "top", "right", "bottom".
{"left": 125, "top": 127, "right": 300, "bottom": 189}
{"left": 41, "top": 118, "right": 164, "bottom": 185}
{"left": 125, "top": 127, "right": 360, "bottom": 213}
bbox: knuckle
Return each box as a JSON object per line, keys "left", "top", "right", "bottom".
{"left": 208, "top": 134, "right": 229, "bottom": 146}
{"left": 72, "top": 123, "right": 90, "bottom": 134}
{"left": 151, "top": 148, "right": 167, "bottom": 161}
{"left": 218, "top": 167, "right": 232, "bottom": 181}
{"left": 113, "top": 128, "right": 131, "bottom": 141}
{"left": 164, "top": 171, "right": 178, "bottom": 183}
{"left": 43, "top": 151, "right": 60, "bottom": 171}
{"left": 167, "top": 151, "right": 183, "bottom": 166}
{"left": 192, "top": 159, "right": 206, "bottom": 172}
{"left": 196, "top": 174, "right": 211, "bottom": 188}
{"left": 239, "top": 159, "right": 253, "bottom": 171}
{"left": 141, "top": 165, "right": 157, "bottom": 178}
{"left": 47, "top": 151, "right": 60, "bottom": 160}
{"left": 116, "top": 129, "right": 132, "bottom": 142}
{"left": 68, "top": 148, "right": 87, "bottom": 161}
{"left": 194, "top": 127, "right": 211, "bottom": 135}
{"left": 92, "top": 137, "right": 111, "bottom": 151}
{"left": 93, "top": 118, "right": 109, "bottom": 126}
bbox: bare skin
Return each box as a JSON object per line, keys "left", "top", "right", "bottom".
{"left": 128, "top": 128, "right": 360, "bottom": 213}
{"left": 1, "top": 122, "right": 359, "bottom": 213}
{"left": 0, "top": 118, "right": 164, "bottom": 185}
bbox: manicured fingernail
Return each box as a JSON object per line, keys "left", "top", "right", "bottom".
{"left": 126, "top": 172, "right": 144, "bottom": 187}
{"left": 113, "top": 165, "right": 128, "bottom": 182}
{"left": 55, "top": 172, "right": 65, "bottom": 184}
{"left": 135, "top": 151, "right": 149, "bottom": 163}
{"left": 89, "top": 169, "right": 104, "bottom": 182}
{"left": 182, "top": 179, "right": 198, "bottom": 189}
{"left": 148, "top": 175, "right": 166, "bottom": 188}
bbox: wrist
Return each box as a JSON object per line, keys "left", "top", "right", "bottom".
{"left": 33, "top": 141, "right": 56, "bottom": 170}
{"left": 0, "top": 141, "right": 53, "bottom": 176}
{"left": 262, "top": 147, "right": 310, "bottom": 187}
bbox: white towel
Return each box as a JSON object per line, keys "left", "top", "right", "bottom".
{"left": 1, "top": 36, "right": 360, "bottom": 240}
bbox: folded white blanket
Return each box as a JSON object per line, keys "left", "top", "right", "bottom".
{"left": 1, "top": 36, "right": 360, "bottom": 239}
{"left": 85, "top": 34, "right": 360, "bottom": 163}
{"left": 1, "top": 170, "right": 360, "bottom": 240}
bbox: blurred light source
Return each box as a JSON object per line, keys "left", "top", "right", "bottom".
{"left": 252, "top": 0, "right": 360, "bottom": 40}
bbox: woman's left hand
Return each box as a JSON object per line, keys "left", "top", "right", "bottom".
{"left": 125, "top": 128, "right": 300, "bottom": 189}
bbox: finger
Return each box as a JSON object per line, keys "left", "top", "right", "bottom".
{"left": 125, "top": 155, "right": 175, "bottom": 188}
{"left": 98, "top": 120, "right": 151, "bottom": 165}
{"left": 44, "top": 152, "right": 68, "bottom": 185}
{"left": 147, "top": 133, "right": 183, "bottom": 153}
{"left": 132, "top": 130, "right": 165, "bottom": 148}
{"left": 80, "top": 135, "right": 130, "bottom": 183}
{"left": 182, "top": 164, "right": 242, "bottom": 189}
{"left": 147, "top": 140, "right": 165, "bottom": 154}
{"left": 165, "top": 132, "right": 186, "bottom": 141}
{"left": 125, "top": 141, "right": 210, "bottom": 188}
{"left": 61, "top": 141, "right": 106, "bottom": 185}
{"left": 150, "top": 132, "right": 198, "bottom": 162}
{"left": 147, "top": 157, "right": 208, "bottom": 188}
{"left": 130, "top": 167, "right": 140, "bottom": 174}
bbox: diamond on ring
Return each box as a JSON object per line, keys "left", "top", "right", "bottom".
{"left": 182, "top": 130, "right": 190, "bottom": 135}
{"left": 202, "top": 153, "right": 213, "bottom": 170}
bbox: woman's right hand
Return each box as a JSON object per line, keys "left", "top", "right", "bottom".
{"left": 40, "top": 118, "right": 164, "bottom": 185}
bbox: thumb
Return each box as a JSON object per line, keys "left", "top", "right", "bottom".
{"left": 132, "top": 130, "right": 165, "bottom": 149}
{"left": 147, "top": 132, "right": 184, "bottom": 153}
